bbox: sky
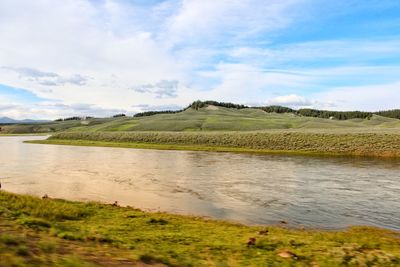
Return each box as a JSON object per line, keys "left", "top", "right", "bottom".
{"left": 0, "top": 0, "right": 400, "bottom": 119}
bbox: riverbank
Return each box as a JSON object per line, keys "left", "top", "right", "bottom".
{"left": 0, "top": 191, "right": 399, "bottom": 266}
{"left": 0, "top": 133, "right": 49, "bottom": 136}
{"left": 27, "top": 130, "right": 400, "bottom": 158}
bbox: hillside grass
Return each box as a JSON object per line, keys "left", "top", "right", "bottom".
{"left": 29, "top": 129, "right": 400, "bottom": 158}
{"left": 66, "top": 108, "right": 400, "bottom": 132}
{"left": 0, "top": 118, "right": 114, "bottom": 134}
{"left": 1, "top": 190, "right": 399, "bottom": 266}
{"left": 3, "top": 107, "right": 400, "bottom": 134}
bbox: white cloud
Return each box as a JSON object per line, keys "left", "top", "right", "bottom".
{"left": 267, "top": 94, "right": 313, "bottom": 107}
{"left": 0, "top": 0, "right": 184, "bottom": 110}
{"left": 132, "top": 80, "right": 179, "bottom": 98}
{"left": 182, "top": 63, "right": 313, "bottom": 103}
{"left": 0, "top": 101, "right": 128, "bottom": 120}
{"left": 229, "top": 39, "right": 400, "bottom": 68}
{"left": 161, "top": 0, "right": 303, "bottom": 46}
{"left": 131, "top": 103, "right": 184, "bottom": 112}
{"left": 0, "top": 0, "right": 310, "bottom": 119}
{"left": 1, "top": 67, "right": 88, "bottom": 86}
{"left": 0, "top": 0, "right": 399, "bottom": 119}
{"left": 313, "top": 82, "right": 400, "bottom": 111}
{"left": 265, "top": 82, "right": 400, "bottom": 111}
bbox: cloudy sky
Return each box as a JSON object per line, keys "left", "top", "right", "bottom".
{"left": 0, "top": 0, "right": 400, "bottom": 119}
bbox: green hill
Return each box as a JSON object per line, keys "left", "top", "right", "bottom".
{"left": 2, "top": 105, "right": 400, "bottom": 134}
{"left": 0, "top": 118, "right": 113, "bottom": 134}
{"left": 61, "top": 106, "right": 400, "bottom": 132}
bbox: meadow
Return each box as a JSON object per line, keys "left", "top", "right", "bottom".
{"left": 32, "top": 129, "right": 400, "bottom": 158}
{"left": 55, "top": 107, "right": 400, "bottom": 132}
{"left": 1, "top": 190, "right": 399, "bottom": 266}
{"left": 0, "top": 118, "right": 113, "bottom": 134}
{"left": 2, "top": 106, "right": 400, "bottom": 134}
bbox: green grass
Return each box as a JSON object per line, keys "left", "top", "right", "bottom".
{"left": 0, "top": 118, "right": 114, "bottom": 134}
{"left": 63, "top": 108, "right": 400, "bottom": 132}
{"left": 1, "top": 191, "right": 399, "bottom": 266}
{"left": 29, "top": 129, "right": 400, "bottom": 158}
{"left": 8, "top": 106, "right": 400, "bottom": 159}
{"left": 2, "top": 107, "right": 400, "bottom": 134}
{"left": 28, "top": 139, "right": 346, "bottom": 158}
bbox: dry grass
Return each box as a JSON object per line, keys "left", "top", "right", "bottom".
{"left": 44, "top": 130, "right": 400, "bottom": 157}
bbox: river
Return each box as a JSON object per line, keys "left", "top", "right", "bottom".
{"left": 1, "top": 135, "right": 399, "bottom": 230}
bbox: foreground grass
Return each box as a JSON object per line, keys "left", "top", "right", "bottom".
{"left": 1, "top": 191, "right": 399, "bottom": 266}
{"left": 28, "top": 130, "right": 400, "bottom": 158}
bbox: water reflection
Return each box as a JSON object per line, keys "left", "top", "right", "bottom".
{"left": 1, "top": 136, "right": 399, "bottom": 230}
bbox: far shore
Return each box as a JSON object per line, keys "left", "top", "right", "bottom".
{"left": 0, "top": 133, "right": 49, "bottom": 136}
{"left": 25, "top": 129, "right": 400, "bottom": 158}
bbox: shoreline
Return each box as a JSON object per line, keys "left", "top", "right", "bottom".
{"left": 27, "top": 138, "right": 400, "bottom": 159}
{"left": 1, "top": 190, "right": 399, "bottom": 266}
{"left": 0, "top": 133, "right": 49, "bottom": 136}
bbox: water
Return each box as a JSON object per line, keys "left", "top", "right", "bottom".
{"left": 1, "top": 136, "right": 399, "bottom": 230}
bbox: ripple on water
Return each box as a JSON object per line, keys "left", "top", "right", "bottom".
{"left": 1, "top": 135, "right": 400, "bottom": 230}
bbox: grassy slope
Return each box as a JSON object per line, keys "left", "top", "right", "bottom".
{"left": 0, "top": 118, "right": 114, "bottom": 134}
{"left": 3, "top": 107, "right": 400, "bottom": 134}
{"left": 1, "top": 191, "right": 399, "bottom": 267}
{"left": 67, "top": 107, "right": 400, "bottom": 132}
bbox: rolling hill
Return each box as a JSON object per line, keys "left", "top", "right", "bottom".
{"left": 0, "top": 117, "right": 50, "bottom": 124}
{"left": 2, "top": 105, "right": 400, "bottom": 134}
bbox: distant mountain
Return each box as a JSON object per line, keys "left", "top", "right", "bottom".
{"left": 0, "top": 117, "right": 50, "bottom": 124}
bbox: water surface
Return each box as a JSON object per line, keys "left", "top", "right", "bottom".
{"left": 1, "top": 136, "right": 399, "bottom": 230}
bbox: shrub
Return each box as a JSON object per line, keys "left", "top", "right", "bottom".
{"left": 48, "top": 131, "right": 400, "bottom": 157}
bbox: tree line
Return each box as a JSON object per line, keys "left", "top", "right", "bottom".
{"left": 188, "top": 101, "right": 400, "bottom": 120}
{"left": 295, "top": 108, "right": 400, "bottom": 120}
{"left": 194, "top": 101, "right": 400, "bottom": 120}
{"left": 375, "top": 110, "right": 400, "bottom": 119}
{"left": 190, "top": 100, "right": 248, "bottom": 110}
{"left": 133, "top": 109, "right": 186, "bottom": 117}
{"left": 295, "top": 109, "right": 373, "bottom": 120}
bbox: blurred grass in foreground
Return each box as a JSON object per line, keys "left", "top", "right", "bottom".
{"left": 0, "top": 190, "right": 399, "bottom": 266}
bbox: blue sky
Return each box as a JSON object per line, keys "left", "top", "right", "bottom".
{"left": 0, "top": 0, "right": 399, "bottom": 119}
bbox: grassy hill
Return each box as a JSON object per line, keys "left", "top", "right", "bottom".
{"left": 2, "top": 105, "right": 400, "bottom": 134}
{"left": 14, "top": 105, "right": 400, "bottom": 158}
{"left": 104, "top": 107, "right": 400, "bottom": 131}
{"left": 0, "top": 118, "right": 113, "bottom": 134}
